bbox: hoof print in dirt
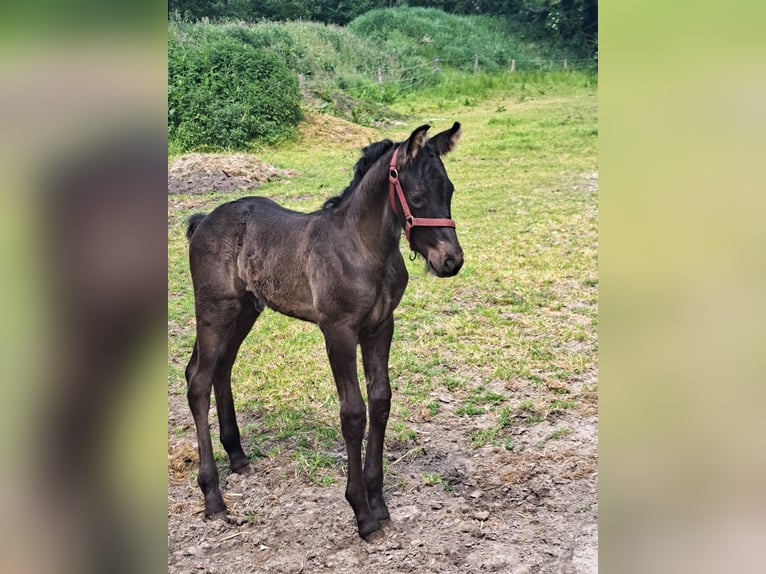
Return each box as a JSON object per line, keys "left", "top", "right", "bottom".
{"left": 225, "top": 515, "right": 249, "bottom": 526}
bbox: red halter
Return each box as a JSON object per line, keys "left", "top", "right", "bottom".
{"left": 388, "top": 147, "right": 456, "bottom": 243}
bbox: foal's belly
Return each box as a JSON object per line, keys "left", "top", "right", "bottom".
{"left": 248, "top": 278, "right": 318, "bottom": 323}
{"left": 238, "top": 246, "right": 318, "bottom": 323}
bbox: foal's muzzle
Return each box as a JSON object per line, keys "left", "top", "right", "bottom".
{"left": 427, "top": 243, "right": 464, "bottom": 277}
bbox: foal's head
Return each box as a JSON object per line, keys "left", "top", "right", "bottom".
{"left": 394, "top": 123, "right": 464, "bottom": 277}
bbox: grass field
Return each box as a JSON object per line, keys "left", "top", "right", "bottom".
{"left": 167, "top": 75, "right": 597, "bottom": 486}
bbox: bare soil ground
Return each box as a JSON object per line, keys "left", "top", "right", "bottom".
{"left": 168, "top": 375, "right": 597, "bottom": 574}
{"left": 168, "top": 159, "right": 598, "bottom": 573}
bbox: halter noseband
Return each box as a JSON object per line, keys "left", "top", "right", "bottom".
{"left": 388, "top": 147, "right": 456, "bottom": 243}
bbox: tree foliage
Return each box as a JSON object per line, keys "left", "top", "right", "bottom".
{"left": 168, "top": 0, "right": 597, "bottom": 57}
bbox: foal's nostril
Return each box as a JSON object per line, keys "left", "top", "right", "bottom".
{"left": 454, "top": 251, "right": 464, "bottom": 270}
{"left": 443, "top": 255, "right": 463, "bottom": 276}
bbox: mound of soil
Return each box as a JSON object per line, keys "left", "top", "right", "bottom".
{"left": 168, "top": 153, "right": 297, "bottom": 195}
{"left": 298, "top": 111, "right": 381, "bottom": 147}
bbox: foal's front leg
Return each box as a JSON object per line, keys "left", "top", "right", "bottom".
{"left": 361, "top": 317, "right": 394, "bottom": 523}
{"left": 322, "top": 325, "right": 380, "bottom": 539}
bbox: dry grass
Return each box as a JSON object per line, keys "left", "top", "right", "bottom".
{"left": 296, "top": 111, "right": 380, "bottom": 147}
{"left": 168, "top": 439, "right": 199, "bottom": 483}
{"left": 498, "top": 448, "right": 597, "bottom": 486}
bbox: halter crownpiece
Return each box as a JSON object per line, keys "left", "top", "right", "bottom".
{"left": 388, "top": 147, "right": 456, "bottom": 243}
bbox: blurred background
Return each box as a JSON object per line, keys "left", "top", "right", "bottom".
{"left": 0, "top": 1, "right": 167, "bottom": 573}
{"left": 600, "top": 1, "right": 766, "bottom": 572}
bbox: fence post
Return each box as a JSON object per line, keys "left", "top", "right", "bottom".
{"left": 474, "top": 53, "right": 478, "bottom": 74}
{"left": 378, "top": 67, "right": 383, "bottom": 86}
{"left": 564, "top": 58, "right": 568, "bottom": 70}
{"left": 510, "top": 59, "right": 515, "bottom": 73}
{"left": 298, "top": 73, "right": 304, "bottom": 88}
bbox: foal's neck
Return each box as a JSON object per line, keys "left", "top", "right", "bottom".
{"left": 341, "top": 151, "right": 401, "bottom": 257}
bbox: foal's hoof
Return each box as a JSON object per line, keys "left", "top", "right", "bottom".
{"left": 359, "top": 519, "right": 383, "bottom": 542}
{"left": 362, "top": 526, "right": 386, "bottom": 544}
{"left": 207, "top": 510, "right": 229, "bottom": 521}
{"left": 372, "top": 506, "right": 390, "bottom": 522}
{"left": 232, "top": 462, "right": 253, "bottom": 475}
{"left": 365, "top": 527, "right": 387, "bottom": 543}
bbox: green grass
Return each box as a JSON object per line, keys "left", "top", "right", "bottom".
{"left": 515, "top": 399, "right": 547, "bottom": 425}
{"left": 550, "top": 399, "right": 577, "bottom": 410}
{"left": 455, "top": 404, "right": 486, "bottom": 416}
{"left": 545, "top": 427, "right": 574, "bottom": 442}
{"left": 421, "top": 471, "right": 451, "bottom": 491}
{"left": 455, "top": 386, "right": 508, "bottom": 416}
{"left": 468, "top": 428, "right": 500, "bottom": 447}
{"left": 168, "top": 72, "right": 597, "bottom": 480}
{"left": 294, "top": 449, "right": 339, "bottom": 486}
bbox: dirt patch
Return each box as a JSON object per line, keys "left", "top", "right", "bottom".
{"left": 168, "top": 370, "right": 597, "bottom": 573}
{"left": 297, "top": 112, "right": 382, "bottom": 147}
{"left": 168, "top": 153, "right": 297, "bottom": 195}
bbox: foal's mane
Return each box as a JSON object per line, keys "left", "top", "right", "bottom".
{"left": 322, "top": 138, "right": 394, "bottom": 210}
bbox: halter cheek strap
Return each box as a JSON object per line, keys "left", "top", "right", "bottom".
{"left": 388, "top": 148, "right": 456, "bottom": 243}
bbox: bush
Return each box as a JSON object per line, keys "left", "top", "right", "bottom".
{"left": 168, "top": 27, "right": 302, "bottom": 151}
{"left": 348, "top": 7, "right": 575, "bottom": 73}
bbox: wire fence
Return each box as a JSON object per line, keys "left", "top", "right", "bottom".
{"left": 298, "top": 53, "right": 596, "bottom": 95}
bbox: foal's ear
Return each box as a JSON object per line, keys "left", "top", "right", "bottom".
{"left": 428, "top": 122, "right": 462, "bottom": 156}
{"left": 404, "top": 124, "right": 430, "bottom": 162}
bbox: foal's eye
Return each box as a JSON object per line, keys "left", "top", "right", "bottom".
{"left": 409, "top": 195, "right": 425, "bottom": 208}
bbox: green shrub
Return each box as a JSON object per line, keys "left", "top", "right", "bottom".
{"left": 348, "top": 7, "right": 576, "bottom": 73}
{"left": 168, "top": 26, "right": 301, "bottom": 151}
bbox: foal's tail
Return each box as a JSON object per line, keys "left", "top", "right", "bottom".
{"left": 186, "top": 213, "right": 207, "bottom": 241}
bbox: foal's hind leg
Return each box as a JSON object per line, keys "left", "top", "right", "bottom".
{"left": 212, "top": 297, "right": 263, "bottom": 474}
{"left": 186, "top": 297, "right": 242, "bottom": 518}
